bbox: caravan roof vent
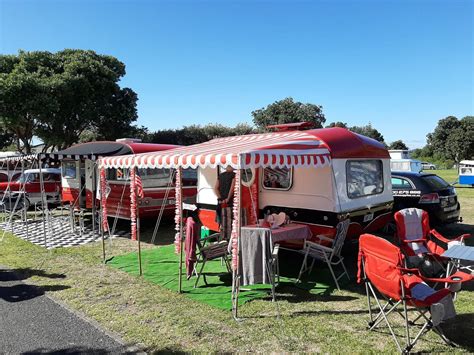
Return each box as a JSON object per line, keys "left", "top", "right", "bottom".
{"left": 115, "top": 138, "right": 142, "bottom": 143}
{"left": 266, "top": 122, "right": 316, "bottom": 132}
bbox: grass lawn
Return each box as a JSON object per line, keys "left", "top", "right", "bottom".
{"left": 0, "top": 170, "right": 473, "bottom": 352}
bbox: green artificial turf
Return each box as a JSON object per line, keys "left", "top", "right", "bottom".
{"left": 107, "top": 244, "right": 339, "bottom": 310}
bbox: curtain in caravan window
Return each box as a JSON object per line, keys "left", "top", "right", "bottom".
{"left": 346, "top": 160, "right": 383, "bottom": 199}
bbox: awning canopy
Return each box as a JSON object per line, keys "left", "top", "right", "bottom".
{"left": 42, "top": 142, "right": 134, "bottom": 161}
{"left": 0, "top": 154, "right": 38, "bottom": 162}
{"left": 99, "top": 131, "right": 332, "bottom": 170}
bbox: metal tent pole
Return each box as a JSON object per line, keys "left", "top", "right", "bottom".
{"left": 137, "top": 213, "right": 142, "bottom": 276}
{"left": 91, "top": 160, "right": 97, "bottom": 235}
{"left": 232, "top": 167, "right": 242, "bottom": 320}
{"left": 99, "top": 167, "right": 106, "bottom": 264}
{"left": 6, "top": 160, "right": 12, "bottom": 232}
{"left": 38, "top": 158, "right": 48, "bottom": 248}
{"left": 178, "top": 167, "right": 184, "bottom": 293}
{"left": 21, "top": 159, "right": 28, "bottom": 235}
{"left": 136, "top": 167, "right": 143, "bottom": 276}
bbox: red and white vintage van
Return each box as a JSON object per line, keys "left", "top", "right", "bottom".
{"left": 58, "top": 139, "right": 196, "bottom": 219}
{"left": 0, "top": 168, "right": 62, "bottom": 208}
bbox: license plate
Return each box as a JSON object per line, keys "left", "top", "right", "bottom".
{"left": 363, "top": 213, "right": 374, "bottom": 222}
{"left": 444, "top": 205, "right": 457, "bottom": 212}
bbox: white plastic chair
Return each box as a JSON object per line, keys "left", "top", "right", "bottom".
{"left": 297, "top": 219, "right": 350, "bottom": 290}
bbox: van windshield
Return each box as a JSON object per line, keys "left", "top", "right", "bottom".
{"left": 422, "top": 175, "right": 449, "bottom": 190}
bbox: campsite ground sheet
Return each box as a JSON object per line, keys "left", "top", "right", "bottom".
{"left": 107, "top": 245, "right": 345, "bottom": 310}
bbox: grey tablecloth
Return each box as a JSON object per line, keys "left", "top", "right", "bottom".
{"left": 240, "top": 227, "right": 273, "bottom": 286}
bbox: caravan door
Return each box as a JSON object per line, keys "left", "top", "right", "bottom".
{"left": 61, "top": 160, "right": 81, "bottom": 207}
{"left": 84, "top": 159, "right": 96, "bottom": 208}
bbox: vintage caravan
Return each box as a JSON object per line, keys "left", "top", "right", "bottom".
{"left": 57, "top": 139, "right": 196, "bottom": 219}
{"left": 100, "top": 127, "right": 394, "bottom": 240}
{"left": 459, "top": 160, "right": 474, "bottom": 186}
{"left": 390, "top": 159, "right": 423, "bottom": 173}
{"left": 196, "top": 127, "right": 393, "bottom": 239}
{"left": 100, "top": 127, "right": 393, "bottom": 241}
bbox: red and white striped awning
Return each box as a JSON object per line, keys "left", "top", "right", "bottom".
{"left": 99, "top": 131, "right": 332, "bottom": 170}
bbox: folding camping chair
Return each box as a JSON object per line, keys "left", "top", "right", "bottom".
{"left": 297, "top": 219, "right": 350, "bottom": 290}
{"left": 194, "top": 232, "right": 231, "bottom": 288}
{"left": 357, "top": 234, "right": 472, "bottom": 353}
{"left": 394, "top": 208, "right": 471, "bottom": 277}
{"left": 1, "top": 192, "right": 27, "bottom": 223}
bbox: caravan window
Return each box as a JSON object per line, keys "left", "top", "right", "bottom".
{"left": 62, "top": 162, "right": 77, "bottom": 179}
{"left": 138, "top": 168, "right": 171, "bottom": 188}
{"left": 346, "top": 160, "right": 383, "bottom": 199}
{"left": 262, "top": 167, "right": 293, "bottom": 190}
{"left": 241, "top": 168, "right": 255, "bottom": 187}
{"left": 107, "top": 168, "right": 130, "bottom": 181}
{"left": 182, "top": 168, "right": 198, "bottom": 187}
{"left": 136, "top": 168, "right": 197, "bottom": 187}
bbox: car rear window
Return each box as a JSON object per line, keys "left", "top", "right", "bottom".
{"left": 421, "top": 175, "right": 449, "bottom": 190}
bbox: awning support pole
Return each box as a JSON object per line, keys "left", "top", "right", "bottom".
{"left": 91, "top": 160, "right": 97, "bottom": 235}
{"left": 232, "top": 167, "right": 242, "bottom": 320}
{"left": 138, "top": 213, "right": 142, "bottom": 276}
{"left": 38, "top": 159, "right": 48, "bottom": 248}
{"left": 178, "top": 167, "right": 184, "bottom": 293}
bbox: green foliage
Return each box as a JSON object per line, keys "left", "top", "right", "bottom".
{"left": 0, "top": 128, "right": 14, "bottom": 150}
{"left": 426, "top": 115, "right": 473, "bottom": 162}
{"left": 146, "top": 123, "right": 256, "bottom": 146}
{"left": 388, "top": 140, "right": 409, "bottom": 150}
{"left": 251, "top": 97, "right": 325, "bottom": 129}
{"left": 348, "top": 123, "right": 385, "bottom": 143}
{"left": 325, "top": 121, "right": 348, "bottom": 128}
{"left": 0, "top": 50, "right": 138, "bottom": 152}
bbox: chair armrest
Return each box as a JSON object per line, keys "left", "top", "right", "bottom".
{"left": 314, "top": 234, "right": 333, "bottom": 243}
{"left": 272, "top": 243, "right": 280, "bottom": 258}
{"left": 198, "top": 233, "right": 221, "bottom": 247}
{"left": 401, "top": 238, "right": 426, "bottom": 243}
{"left": 200, "top": 233, "right": 220, "bottom": 242}
{"left": 305, "top": 240, "right": 334, "bottom": 253}
{"left": 430, "top": 229, "right": 451, "bottom": 244}
{"left": 400, "top": 267, "right": 422, "bottom": 275}
{"left": 455, "top": 233, "right": 471, "bottom": 241}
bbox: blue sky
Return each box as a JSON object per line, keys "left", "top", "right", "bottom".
{"left": 1, "top": 0, "right": 472, "bottom": 148}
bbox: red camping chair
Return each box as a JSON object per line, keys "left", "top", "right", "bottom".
{"left": 394, "top": 208, "right": 471, "bottom": 278}
{"left": 357, "top": 234, "right": 472, "bottom": 353}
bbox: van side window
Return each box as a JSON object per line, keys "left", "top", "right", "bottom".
{"left": 346, "top": 160, "right": 383, "bottom": 199}
{"left": 262, "top": 167, "right": 293, "bottom": 190}
{"left": 62, "top": 162, "right": 77, "bottom": 179}
{"left": 138, "top": 168, "right": 171, "bottom": 188}
{"left": 107, "top": 168, "right": 130, "bottom": 181}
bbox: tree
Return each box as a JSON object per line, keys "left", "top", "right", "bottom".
{"left": 444, "top": 116, "right": 474, "bottom": 161}
{"left": 147, "top": 123, "right": 256, "bottom": 146}
{"left": 251, "top": 97, "right": 325, "bottom": 129}
{"left": 0, "top": 50, "right": 139, "bottom": 152}
{"left": 0, "top": 52, "right": 49, "bottom": 153}
{"left": 426, "top": 116, "right": 473, "bottom": 162}
{"left": 349, "top": 123, "right": 385, "bottom": 143}
{"left": 325, "top": 121, "right": 348, "bottom": 128}
{"left": 388, "top": 140, "right": 409, "bottom": 150}
{"left": 0, "top": 127, "right": 15, "bottom": 151}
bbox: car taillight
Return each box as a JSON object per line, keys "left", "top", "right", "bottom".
{"left": 419, "top": 192, "right": 440, "bottom": 204}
